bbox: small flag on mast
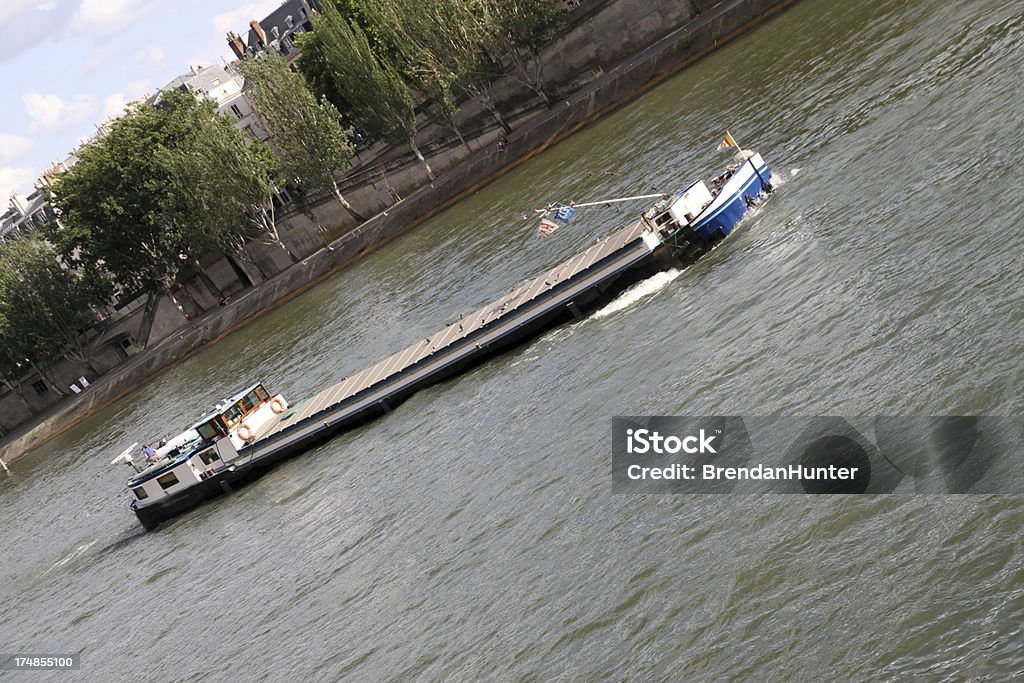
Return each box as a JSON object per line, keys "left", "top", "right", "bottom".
{"left": 717, "top": 131, "right": 739, "bottom": 151}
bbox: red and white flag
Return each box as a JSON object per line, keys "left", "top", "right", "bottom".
{"left": 717, "top": 131, "right": 739, "bottom": 151}
{"left": 538, "top": 218, "right": 560, "bottom": 237}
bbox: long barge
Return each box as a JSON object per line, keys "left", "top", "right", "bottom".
{"left": 121, "top": 149, "right": 774, "bottom": 529}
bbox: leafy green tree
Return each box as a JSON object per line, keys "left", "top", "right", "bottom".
{"left": 0, "top": 311, "right": 41, "bottom": 413}
{"left": 0, "top": 239, "right": 114, "bottom": 384}
{"left": 48, "top": 89, "right": 287, "bottom": 345}
{"left": 376, "top": 0, "right": 481, "bottom": 150}
{"left": 238, "top": 51, "right": 366, "bottom": 222}
{"left": 158, "top": 94, "right": 291, "bottom": 259}
{"left": 306, "top": 0, "right": 435, "bottom": 179}
{"left": 477, "top": 0, "right": 563, "bottom": 107}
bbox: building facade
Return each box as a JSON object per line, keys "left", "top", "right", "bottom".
{"left": 155, "top": 64, "right": 272, "bottom": 144}
{"left": 226, "top": 0, "right": 322, "bottom": 64}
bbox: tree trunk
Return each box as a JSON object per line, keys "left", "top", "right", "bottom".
{"left": 64, "top": 348, "right": 99, "bottom": 378}
{"left": 193, "top": 265, "right": 224, "bottom": 301}
{"left": 409, "top": 139, "right": 435, "bottom": 180}
{"left": 332, "top": 179, "right": 367, "bottom": 222}
{"left": 136, "top": 290, "right": 162, "bottom": 349}
{"left": 1, "top": 378, "right": 36, "bottom": 416}
{"left": 26, "top": 360, "right": 67, "bottom": 398}
{"left": 489, "top": 107, "right": 513, "bottom": 135}
{"left": 169, "top": 284, "right": 199, "bottom": 322}
{"left": 450, "top": 121, "right": 473, "bottom": 154}
{"left": 530, "top": 83, "right": 551, "bottom": 107}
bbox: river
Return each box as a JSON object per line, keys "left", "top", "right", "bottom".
{"left": 2, "top": 0, "right": 1023, "bottom": 678}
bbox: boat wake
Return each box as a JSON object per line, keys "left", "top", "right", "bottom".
{"left": 44, "top": 539, "right": 99, "bottom": 575}
{"left": 770, "top": 165, "right": 802, "bottom": 187}
{"left": 593, "top": 268, "right": 682, "bottom": 319}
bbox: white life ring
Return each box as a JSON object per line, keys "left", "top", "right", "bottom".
{"left": 237, "top": 423, "right": 254, "bottom": 441}
{"left": 270, "top": 397, "right": 287, "bottom": 414}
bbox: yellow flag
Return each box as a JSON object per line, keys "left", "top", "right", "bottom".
{"left": 717, "top": 131, "right": 738, "bottom": 150}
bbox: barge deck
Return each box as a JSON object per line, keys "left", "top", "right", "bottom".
{"left": 127, "top": 150, "right": 774, "bottom": 529}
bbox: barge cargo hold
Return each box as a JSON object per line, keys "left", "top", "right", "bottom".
{"left": 121, "top": 150, "right": 774, "bottom": 529}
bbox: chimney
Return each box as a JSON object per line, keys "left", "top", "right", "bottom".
{"left": 250, "top": 19, "right": 267, "bottom": 47}
{"left": 226, "top": 31, "right": 245, "bottom": 60}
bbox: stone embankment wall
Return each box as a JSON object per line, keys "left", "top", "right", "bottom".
{"left": 0, "top": 0, "right": 797, "bottom": 464}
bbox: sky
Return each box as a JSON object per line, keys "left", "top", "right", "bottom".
{"left": 0, "top": 0, "right": 287, "bottom": 201}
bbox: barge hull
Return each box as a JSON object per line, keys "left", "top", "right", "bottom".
{"left": 134, "top": 235, "right": 673, "bottom": 529}
{"left": 132, "top": 158, "right": 772, "bottom": 529}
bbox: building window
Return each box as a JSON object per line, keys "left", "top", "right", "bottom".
{"left": 32, "top": 379, "right": 48, "bottom": 395}
{"left": 157, "top": 472, "right": 180, "bottom": 490}
{"left": 230, "top": 104, "right": 243, "bottom": 118}
{"left": 133, "top": 487, "right": 149, "bottom": 500}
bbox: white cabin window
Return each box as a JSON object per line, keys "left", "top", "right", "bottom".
{"left": 133, "top": 487, "right": 149, "bottom": 500}
{"left": 157, "top": 472, "right": 180, "bottom": 490}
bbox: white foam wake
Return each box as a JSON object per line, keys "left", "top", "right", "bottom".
{"left": 593, "top": 268, "right": 681, "bottom": 319}
{"left": 45, "top": 539, "right": 98, "bottom": 574}
{"left": 768, "top": 168, "right": 800, "bottom": 189}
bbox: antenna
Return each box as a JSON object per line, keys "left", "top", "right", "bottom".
{"left": 111, "top": 442, "right": 142, "bottom": 473}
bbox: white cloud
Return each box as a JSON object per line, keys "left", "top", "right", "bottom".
{"left": 72, "top": 0, "right": 160, "bottom": 38}
{"left": 23, "top": 92, "right": 99, "bottom": 133}
{"left": 0, "top": 134, "right": 35, "bottom": 166}
{"left": 0, "top": 1, "right": 43, "bottom": 23}
{"left": 103, "top": 93, "right": 128, "bottom": 119}
{"left": 213, "top": 0, "right": 283, "bottom": 36}
{"left": 126, "top": 79, "right": 151, "bottom": 97}
{"left": 84, "top": 41, "right": 163, "bottom": 75}
{"left": 101, "top": 80, "right": 151, "bottom": 119}
{"left": 0, "top": 167, "right": 36, "bottom": 201}
{"left": 83, "top": 42, "right": 131, "bottom": 73}
{"left": 135, "top": 43, "right": 166, "bottom": 70}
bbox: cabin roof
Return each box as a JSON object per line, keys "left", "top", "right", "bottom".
{"left": 127, "top": 451, "right": 192, "bottom": 487}
{"left": 190, "top": 383, "right": 265, "bottom": 428}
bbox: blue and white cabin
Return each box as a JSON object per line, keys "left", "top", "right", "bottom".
{"left": 659, "top": 150, "right": 772, "bottom": 242}
{"left": 125, "top": 383, "right": 289, "bottom": 504}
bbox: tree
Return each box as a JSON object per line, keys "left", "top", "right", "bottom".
{"left": 304, "top": 0, "right": 435, "bottom": 179}
{"left": 158, "top": 95, "right": 293, "bottom": 261}
{"left": 477, "top": 0, "right": 564, "bottom": 107}
{"left": 48, "top": 89, "right": 286, "bottom": 345}
{"left": 377, "top": 0, "right": 482, "bottom": 150}
{"left": 0, "top": 311, "right": 41, "bottom": 414}
{"left": 0, "top": 239, "right": 113, "bottom": 382}
{"left": 237, "top": 51, "right": 366, "bottom": 222}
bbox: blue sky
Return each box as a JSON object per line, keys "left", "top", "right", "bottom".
{"left": 0, "top": 0, "right": 284, "bottom": 200}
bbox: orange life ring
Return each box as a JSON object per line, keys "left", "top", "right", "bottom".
{"left": 237, "top": 423, "right": 254, "bottom": 441}
{"left": 270, "top": 397, "right": 286, "bottom": 414}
